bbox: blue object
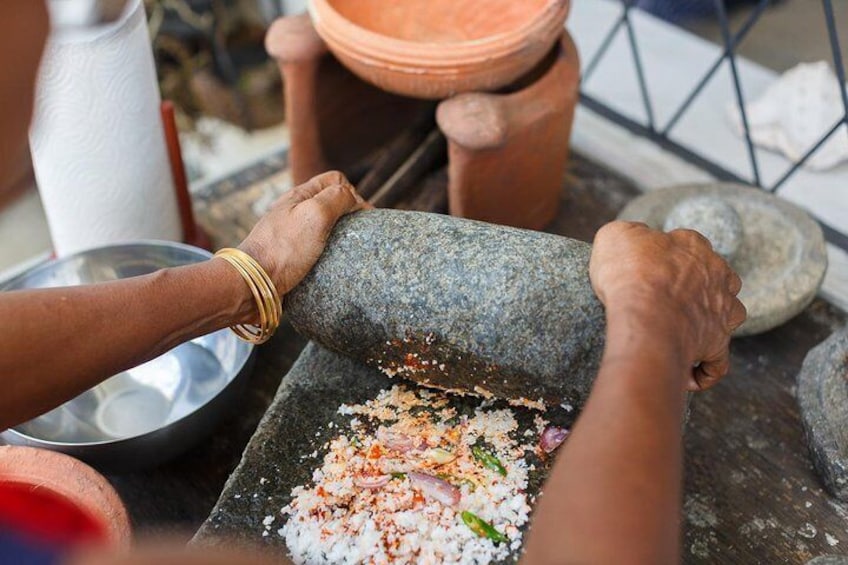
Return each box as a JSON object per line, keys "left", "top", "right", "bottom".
{"left": 0, "top": 528, "right": 63, "bottom": 565}
{"left": 636, "top": 0, "right": 762, "bottom": 22}
{"left": 636, "top": 0, "right": 716, "bottom": 21}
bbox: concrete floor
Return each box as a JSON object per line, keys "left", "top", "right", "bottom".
{"left": 686, "top": 0, "right": 848, "bottom": 73}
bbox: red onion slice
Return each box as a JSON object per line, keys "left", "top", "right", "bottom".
{"left": 354, "top": 474, "right": 391, "bottom": 489}
{"left": 540, "top": 426, "right": 569, "bottom": 453}
{"left": 377, "top": 427, "right": 418, "bottom": 453}
{"left": 408, "top": 471, "right": 461, "bottom": 507}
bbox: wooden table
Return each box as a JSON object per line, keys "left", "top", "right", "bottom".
{"left": 108, "top": 149, "right": 848, "bottom": 563}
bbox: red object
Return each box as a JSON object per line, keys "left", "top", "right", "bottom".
{"left": 0, "top": 482, "right": 107, "bottom": 547}
{"left": 539, "top": 425, "right": 570, "bottom": 453}
{"left": 160, "top": 100, "right": 212, "bottom": 251}
{"left": 408, "top": 471, "right": 461, "bottom": 507}
{"left": 0, "top": 447, "right": 131, "bottom": 551}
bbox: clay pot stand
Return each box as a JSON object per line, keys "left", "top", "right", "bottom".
{"left": 266, "top": 15, "right": 580, "bottom": 230}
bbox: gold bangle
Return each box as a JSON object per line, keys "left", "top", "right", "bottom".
{"left": 219, "top": 254, "right": 271, "bottom": 343}
{"left": 214, "top": 247, "right": 282, "bottom": 344}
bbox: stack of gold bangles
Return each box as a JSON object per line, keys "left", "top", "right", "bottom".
{"left": 214, "top": 247, "right": 282, "bottom": 344}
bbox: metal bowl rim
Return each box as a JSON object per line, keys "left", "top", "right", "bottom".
{"left": 2, "top": 239, "right": 255, "bottom": 447}
{"left": 2, "top": 347, "right": 254, "bottom": 447}
{"left": 1, "top": 239, "right": 214, "bottom": 291}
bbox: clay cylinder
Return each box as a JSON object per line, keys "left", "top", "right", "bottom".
{"left": 436, "top": 32, "right": 580, "bottom": 230}
{"left": 285, "top": 209, "right": 605, "bottom": 406}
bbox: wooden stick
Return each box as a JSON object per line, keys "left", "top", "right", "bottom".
{"left": 368, "top": 129, "right": 447, "bottom": 209}
{"left": 357, "top": 117, "right": 435, "bottom": 199}
{"left": 395, "top": 169, "right": 449, "bottom": 213}
{"left": 160, "top": 101, "right": 211, "bottom": 250}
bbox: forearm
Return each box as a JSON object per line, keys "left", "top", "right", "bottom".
{"left": 524, "top": 307, "right": 689, "bottom": 564}
{"left": 0, "top": 172, "right": 367, "bottom": 431}
{"left": 0, "top": 258, "right": 253, "bottom": 430}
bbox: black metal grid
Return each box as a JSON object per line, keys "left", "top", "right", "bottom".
{"left": 579, "top": 0, "right": 848, "bottom": 250}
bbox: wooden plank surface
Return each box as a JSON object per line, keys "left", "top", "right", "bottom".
{"left": 683, "top": 300, "right": 848, "bottom": 564}
{"left": 109, "top": 149, "right": 848, "bottom": 563}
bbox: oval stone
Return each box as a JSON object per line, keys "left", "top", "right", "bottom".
{"left": 286, "top": 209, "right": 605, "bottom": 407}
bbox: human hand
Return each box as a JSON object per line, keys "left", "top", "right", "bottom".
{"left": 589, "top": 221, "right": 746, "bottom": 391}
{"left": 238, "top": 171, "right": 369, "bottom": 296}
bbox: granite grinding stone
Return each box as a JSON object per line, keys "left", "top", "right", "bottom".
{"left": 284, "top": 209, "right": 606, "bottom": 407}
{"left": 798, "top": 325, "right": 848, "bottom": 501}
{"left": 663, "top": 195, "right": 743, "bottom": 261}
{"left": 619, "top": 183, "right": 827, "bottom": 336}
{"left": 192, "top": 342, "right": 573, "bottom": 562}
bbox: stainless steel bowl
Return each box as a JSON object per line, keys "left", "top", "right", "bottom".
{"left": 0, "top": 241, "right": 255, "bottom": 471}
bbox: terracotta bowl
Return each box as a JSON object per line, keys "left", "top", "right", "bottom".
{"left": 308, "top": 0, "right": 571, "bottom": 99}
{"left": 0, "top": 446, "right": 131, "bottom": 550}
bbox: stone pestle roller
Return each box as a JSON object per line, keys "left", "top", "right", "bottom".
{"left": 285, "top": 209, "right": 606, "bottom": 407}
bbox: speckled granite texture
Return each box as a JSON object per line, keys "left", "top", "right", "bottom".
{"left": 192, "top": 343, "right": 573, "bottom": 562}
{"left": 807, "top": 557, "right": 848, "bottom": 564}
{"left": 285, "top": 209, "right": 605, "bottom": 407}
{"left": 797, "top": 325, "right": 848, "bottom": 501}
{"left": 663, "top": 195, "right": 743, "bottom": 261}
{"left": 620, "top": 183, "right": 827, "bottom": 336}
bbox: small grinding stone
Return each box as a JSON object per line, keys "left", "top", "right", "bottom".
{"left": 285, "top": 209, "right": 606, "bottom": 407}
{"left": 797, "top": 325, "right": 848, "bottom": 502}
{"left": 663, "top": 196, "right": 744, "bottom": 260}
{"left": 619, "top": 183, "right": 827, "bottom": 336}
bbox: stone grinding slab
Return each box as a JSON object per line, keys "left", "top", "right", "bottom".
{"left": 285, "top": 209, "right": 606, "bottom": 407}
{"left": 618, "top": 183, "right": 827, "bottom": 336}
{"left": 798, "top": 325, "right": 848, "bottom": 501}
{"left": 808, "top": 557, "right": 848, "bottom": 565}
{"left": 192, "top": 342, "right": 574, "bottom": 562}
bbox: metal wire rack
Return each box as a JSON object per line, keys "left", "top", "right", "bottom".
{"left": 579, "top": 0, "right": 848, "bottom": 250}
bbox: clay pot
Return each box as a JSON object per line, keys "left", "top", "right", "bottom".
{"left": 308, "top": 0, "right": 571, "bottom": 99}
{"left": 0, "top": 446, "right": 131, "bottom": 550}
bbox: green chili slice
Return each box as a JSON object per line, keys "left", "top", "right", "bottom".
{"left": 471, "top": 446, "right": 507, "bottom": 476}
{"left": 461, "top": 511, "right": 507, "bottom": 544}
{"left": 458, "top": 477, "right": 477, "bottom": 490}
{"left": 390, "top": 472, "right": 407, "bottom": 480}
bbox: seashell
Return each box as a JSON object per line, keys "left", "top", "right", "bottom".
{"left": 727, "top": 61, "right": 848, "bottom": 171}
